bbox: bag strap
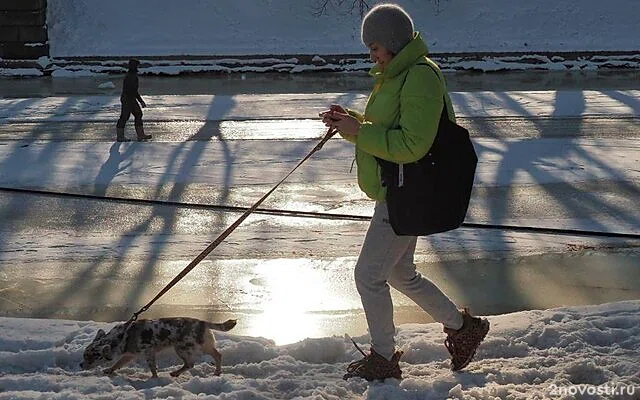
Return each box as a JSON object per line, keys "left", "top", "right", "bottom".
{"left": 411, "top": 60, "right": 450, "bottom": 123}
{"left": 377, "top": 60, "right": 449, "bottom": 177}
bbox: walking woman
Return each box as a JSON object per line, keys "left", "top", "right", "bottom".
{"left": 320, "top": 3, "right": 489, "bottom": 381}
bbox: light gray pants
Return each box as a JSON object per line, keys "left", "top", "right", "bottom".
{"left": 354, "top": 201, "right": 463, "bottom": 360}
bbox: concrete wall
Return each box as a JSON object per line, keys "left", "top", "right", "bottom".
{"left": 0, "top": 0, "right": 48, "bottom": 59}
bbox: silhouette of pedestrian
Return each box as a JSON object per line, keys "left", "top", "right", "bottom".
{"left": 116, "top": 59, "right": 151, "bottom": 142}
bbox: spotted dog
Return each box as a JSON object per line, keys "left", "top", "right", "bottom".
{"left": 81, "top": 317, "right": 237, "bottom": 378}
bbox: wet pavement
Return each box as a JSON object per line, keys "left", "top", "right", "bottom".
{"left": 1, "top": 117, "right": 639, "bottom": 142}
{"left": 1, "top": 247, "right": 638, "bottom": 345}
{"left": 0, "top": 70, "right": 639, "bottom": 345}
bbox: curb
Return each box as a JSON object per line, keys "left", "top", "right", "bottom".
{"left": 2, "top": 51, "right": 640, "bottom": 77}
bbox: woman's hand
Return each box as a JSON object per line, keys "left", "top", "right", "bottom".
{"left": 319, "top": 104, "right": 346, "bottom": 123}
{"left": 319, "top": 105, "right": 361, "bottom": 136}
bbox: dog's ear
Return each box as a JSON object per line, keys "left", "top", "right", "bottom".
{"left": 100, "top": 344, "right": 113, "bottom": 360}
{"left": 95, "top": 329, "right": 106, "bottom": 340}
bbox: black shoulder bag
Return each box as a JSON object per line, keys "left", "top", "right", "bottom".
{"left": 375, "top": 64, "right": 478, "bottom": 236}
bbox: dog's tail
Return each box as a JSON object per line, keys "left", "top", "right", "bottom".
{"left": 206, "top": 319, "right": 237, "bottom": 332}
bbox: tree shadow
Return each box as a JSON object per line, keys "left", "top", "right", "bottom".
{"left": 31, "top": 93, "right": 237, "bottom": 319}
{"left": 0, "top": 96, "right": 98, "bottom": 268}
{"left": 4, "top": 86, "right": 638, "bottom": 327}
{"left": 421, "top": 89, "right": 640, "bottom": 316}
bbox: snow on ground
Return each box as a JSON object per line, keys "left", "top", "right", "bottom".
{"left": 46, "top": 0, "right": 638, "bottom": 56}
{"left": 0, "top": 301, "right": 638, "bottom": 399}
{"left": 4, "top": 0, "right": 639, "bottom": 76}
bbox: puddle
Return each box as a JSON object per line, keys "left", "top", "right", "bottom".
{"left": 1, "top": 248, "right": 637, "bottom": 345}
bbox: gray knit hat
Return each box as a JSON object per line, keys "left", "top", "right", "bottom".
{"left": 361, "top": 3, "right": 415, "bottom": 54}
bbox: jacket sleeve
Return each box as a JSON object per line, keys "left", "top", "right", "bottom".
{"left": 355, "top": 66, "right": 444, "bottom": 164}
{"left": 347, "top": 108, "right": 365, "bottom": 122}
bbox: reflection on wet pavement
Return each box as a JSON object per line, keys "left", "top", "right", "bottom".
{"left": 1, "top": 250, "right": 638, "bottom": 345}
{"left": 2, "top": 118, "right": 639, "bottom": 142}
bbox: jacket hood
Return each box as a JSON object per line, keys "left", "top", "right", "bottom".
{"left": 369, "top": 32, "right": 429, "bottom": 79}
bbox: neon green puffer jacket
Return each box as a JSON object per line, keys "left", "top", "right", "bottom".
{"left": 341, "top": 32, "right": 456, "bottom": 201}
